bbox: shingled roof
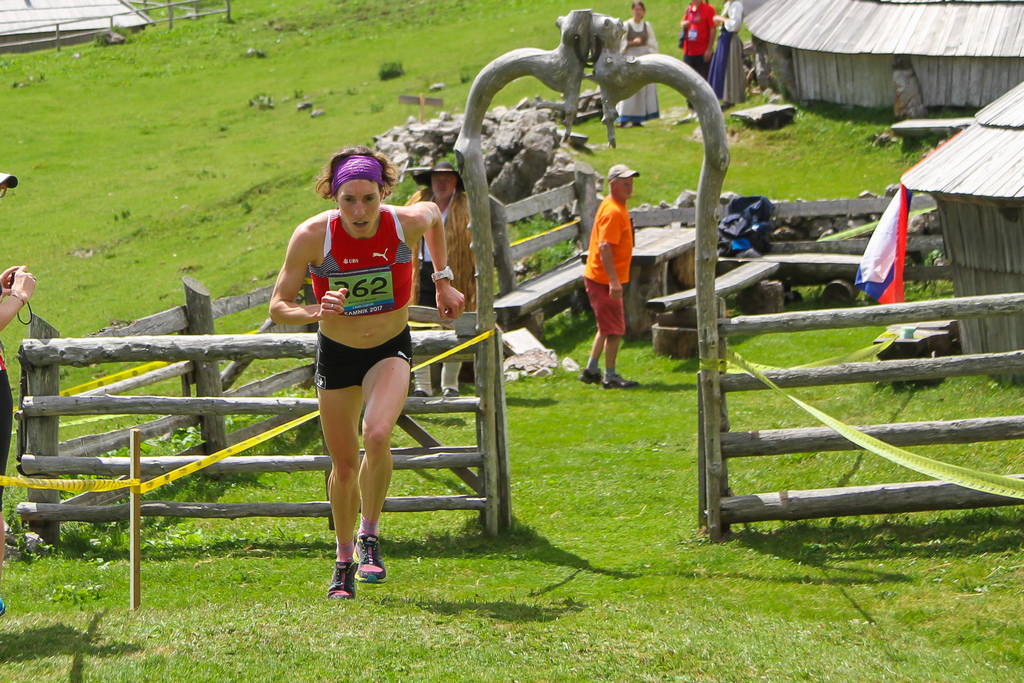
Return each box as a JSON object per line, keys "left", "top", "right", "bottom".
{"left": 902, "top": 80, "right": 1024, "bottom": 199}
{"left": 746, "top": 0, "right": 1024, "bottom": 58}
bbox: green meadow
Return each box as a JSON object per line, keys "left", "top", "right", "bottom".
{"left": 2, "top": 1, "right": 1022, "bottom": 680}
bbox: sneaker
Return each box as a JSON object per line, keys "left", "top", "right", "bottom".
{"left": 355, "top": 534, "right": 387, "bottom": 583}
{"left": 326, "top": 561, "right": 357, "bottom": 600}
{"left": 578, "top": 368, "right": 602, "bottom": 384}
{"left": 442, "top": 387, "right": 459, "bottom": 398}
{"left": 0, "top": 596, "right": 5, "bottom": 617}
{"left": 411, "top": 389, "right": 429, "bottom": 398}
{"left": 602, "top": 375, "right": 639, "bottom": 389}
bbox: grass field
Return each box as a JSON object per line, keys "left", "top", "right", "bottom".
{"left": 3, "top": 1, "right": 1024, "bottom": 680}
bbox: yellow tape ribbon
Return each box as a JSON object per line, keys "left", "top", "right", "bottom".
{"left": 410, "top": 329, "right": 494, "bottom": 372}
{"left": 61, "top": 361, "right": 171, "bottom": 397}
{"left": 0, "top": 473, "right": 138, "bottom": 492}
{"left": 509, "top": 219, "right": 581, "bottom": 247}
{"left": 138, "top": 410, "right": 321, "bottom": 494}
{"left": 726, "top": 348, "right": 1024, "bottom": 501}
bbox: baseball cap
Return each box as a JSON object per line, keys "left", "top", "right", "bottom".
{"left": 607, "top": 164, "right": 639, "bottom": 183}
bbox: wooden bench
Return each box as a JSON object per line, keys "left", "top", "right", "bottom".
{"left": 493, "top": 226, "right": 697, "bottom": 337}
{"left": 624, "top": 227, "right": 697, "bottom": 336}
{"left": 730, "top": 104, "right": 797, "bottom": 129}
{"left": 891, "top": 118, "right": 974, "bottom": 138}
{"left": 647, "top": 260, "right": 780, "bottom": 312}
{"left": 744, "top": 253, "right": 951, "bottom": 286}
{"left": 493, "top": 257, "right": 585, "bottom": 334}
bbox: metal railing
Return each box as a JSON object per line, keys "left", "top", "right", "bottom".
{"left": 0, "top": 0, "right": 232, "bottom": 53}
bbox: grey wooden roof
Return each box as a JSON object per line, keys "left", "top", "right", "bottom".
{"left": 902, "top": 81, "right": 1024, "bottom": 198}
{"left": 746, "top": 0, "right": 1024, "bottom": 57}
{"left": 0, "top": 0, "right": 149, "bottom": 36}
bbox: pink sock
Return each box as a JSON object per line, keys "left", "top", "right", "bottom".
{"left": 336, "top": 540, "right": 354, "bottom": 563}
{"left": 359, "top": 516, "right": 379, "bottom": 538}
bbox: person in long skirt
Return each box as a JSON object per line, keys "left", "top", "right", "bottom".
{"left": 616, "top": 1, "right": 660, "bottom": 127}
{"left": 708, "top": 0, "right": 746, "bottom": 107}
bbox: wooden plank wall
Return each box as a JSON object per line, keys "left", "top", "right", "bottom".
{"left": 942, "top": 199, "right": 1024, "bottom": 355}
{"left": 913, "top": 56, "right": 1024, "bottom": 109}
{"left": 793, "top": 51, "right": 892, "bottom": 107}
{"left": 788, "top": 50, "right": 1024, "bottom": 109}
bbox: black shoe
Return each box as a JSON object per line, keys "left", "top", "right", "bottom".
{"left": 602, "top": 375, "right": 639, "bottom": 389}
{"left": 411, "top": 389, "right": 429, "bottom": 398}
{"left": 327, "top": 560, "right": 358, "bottom": 600}
{"left": 356, "top": 534, "right": 387, "bottom": 583}
{"left": 442, "top": 387, "right": 459, "bottom": 398}
{"left": 578, "top": 368, "right": 602, "bottom": 384}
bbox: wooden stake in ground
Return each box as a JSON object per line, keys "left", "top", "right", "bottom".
{"left": 397, "top": 94, "right": 442, "bottom": 122}
{"left": 130, "top": 428, "right": 142, "bottom": 610}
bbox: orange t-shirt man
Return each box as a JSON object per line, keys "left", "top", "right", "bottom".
{"left": 584, "top": 196, "right": 633, "bottom": 285}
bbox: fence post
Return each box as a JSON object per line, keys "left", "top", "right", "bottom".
{"left": 182, "top": 277, "right": 227, "bottom": 454}
{"left": 489, "top": 196, "right": 516, "bottom": 297}
{"left": 168, "top": 1, "right": 174, "bottom": 30}
{"left": 21, "top": 316, "right": 62, "bottom": 546}
{"left": 55, "top": 23, "right": 61, "bottom": 51}
{"left": 226, "top": 0, "right": 232, "bottom": 22}
{"left": 574, "top": 161, "right": 598, "bottom": 250}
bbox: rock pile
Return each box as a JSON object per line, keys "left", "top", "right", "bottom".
{"left": 373, "top": 98, "right": 578, "bottom": 204}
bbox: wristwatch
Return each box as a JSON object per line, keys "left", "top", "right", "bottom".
{"left": 431, "top": 266, "right": 454, "bottom": 283}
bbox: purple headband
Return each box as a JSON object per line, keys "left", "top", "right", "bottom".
{"left": 330, "top": 155, "right": 384, "bottom": 196}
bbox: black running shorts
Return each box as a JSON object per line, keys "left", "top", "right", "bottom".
{"left": 314, "top": 327, "right": 413, "bottom": 390}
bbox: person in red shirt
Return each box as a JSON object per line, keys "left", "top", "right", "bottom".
{"left": 680, "top": 0, "right": 717, "bottom": 82}
{"left": 579, "top": 164, "right": 641, "bottom": 389}
{"left": 269, "top": 147, "right": 464, "bottom": 600}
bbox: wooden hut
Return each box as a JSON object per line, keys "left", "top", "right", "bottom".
{"left": 902, "top": 80, "right": 1024, "bottom": 355}
{"left": 0, "top": 0, "right": 150, "bottom": 53}
{"left": 746, "top": 0, "right": 1024, "bottom": 111}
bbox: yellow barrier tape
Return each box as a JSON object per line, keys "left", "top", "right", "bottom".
{"left": 701, "top": 333, "right": 898, "bottom": 375}
{"left": 410, "top": 329, "right": 494, "bottom": 372}
{"left": 61, "top": 361, "right": 171, "bottom": 397}
{"left": 58, "top": 326, "right": 261, "bottom": 397}
{"left": 0, "top": 473, "right": 138, "bottom": 492}
{"left": 509, "top": 219, "right": 581, "bottom": 247}
{"left": 138, "top": 410, "right": 321, "bottom": 494}
{"left": 726, "top": 348, "right": 1024, "bottom": 501}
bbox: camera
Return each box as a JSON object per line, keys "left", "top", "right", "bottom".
{"left": 0, "top": 172, "right": 17, "bottom": 198}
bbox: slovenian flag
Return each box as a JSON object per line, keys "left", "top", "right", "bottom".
{"left": 855, "top": 184, "right": 912, "bottom": 303}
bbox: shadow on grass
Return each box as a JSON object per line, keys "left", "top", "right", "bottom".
{"left": 375, "top": 594, "right": 586, "bottom": 623}
{"left": 506, "top": 396, "right": 559, "bottom": 407}
{"left": 638, "top": 381, "right": 697, "bottom": 393}
{"left": 0, "top": 610, "right": 141, "bottom": 670}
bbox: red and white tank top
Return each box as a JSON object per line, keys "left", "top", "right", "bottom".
{"left": 308, "top": 206, "right": 414, "bottom": 316}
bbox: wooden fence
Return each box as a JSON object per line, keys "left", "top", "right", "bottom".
{"left": 492, "top": 175, "right": 946, "bottom": 337}
{"left": 698, "top": 291, "right": 1024, "bottom": 540}
{"left": 15, "top": 276, "right": 511, "bottom": 543}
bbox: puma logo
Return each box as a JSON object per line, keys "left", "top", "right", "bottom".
{"left": 372, "top": 248, "right": 389, "bottom": 260}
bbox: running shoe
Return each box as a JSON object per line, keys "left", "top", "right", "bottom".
{"left": 355, "top": 534, "right": 387, "bottom": 583}
{"left": 602, "top": 375, "right": 639, "bottom": 389}
{"left": 578, "top": 368, "right": 602, "bottom": 384}
{"left": 326, "top": 560, "right": 358, "bottom": 600}
{"left": 0, "top": 595, "right": 6, "bottom": 617}
{"left": 442, "top": 387, "right": 460, "bottom": 398}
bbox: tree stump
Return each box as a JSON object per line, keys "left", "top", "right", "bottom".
{"left": 822, "top": 279, "right": 858, "bottom": 307}
{"left": 737, "top": 280, "right": 784, "bottom": 314}
{"left": 652, "top": 324, "right": 699, "bottom": 359}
